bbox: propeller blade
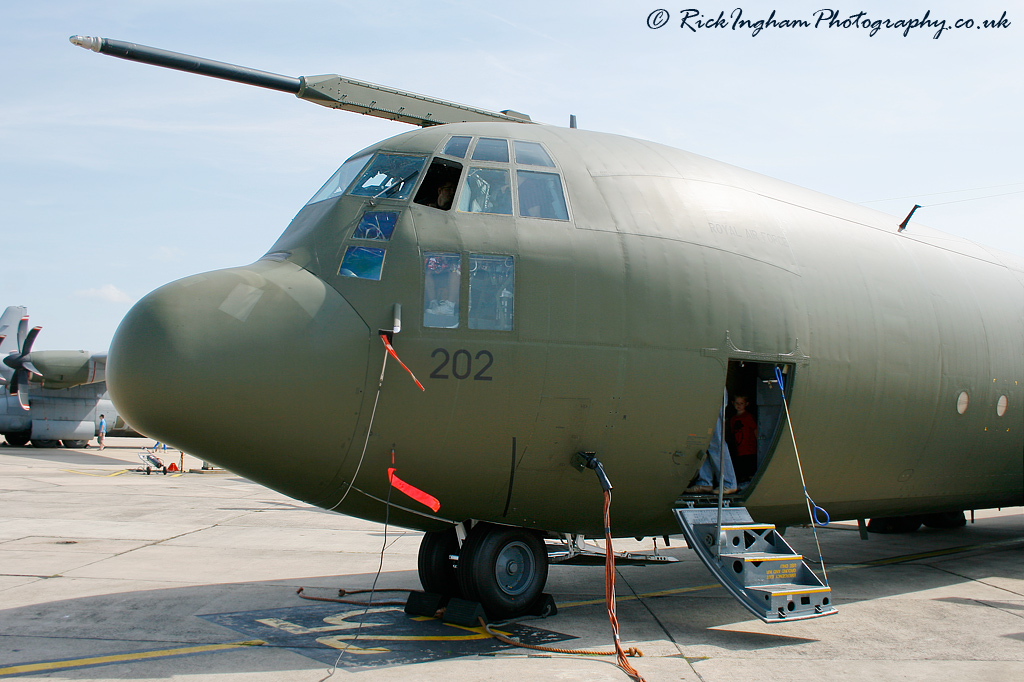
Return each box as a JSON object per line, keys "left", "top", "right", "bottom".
{"left": 8, "top": 368, "right": 22, "bottom": 394}
{"left": 16, "top": 387, "right": 29, "bottom": 410}
{"left": 22, "top": 326, "right": 41, "bottom": 355}
{"left": 2, "top": 324, "right": 43, "bottom": 391}
{"left": 16, "top": 317, "right": 28, "bottom": 351}
{"left": 0, "top": 335, "right": 10, "bottom": 387}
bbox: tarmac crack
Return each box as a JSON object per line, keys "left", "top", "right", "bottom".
{"left": 927, "top": 562, "right": 1024, "bottom": 600}
{"left": 614, "top": 566, "right": 711, "bottom": 681}
{"left": 9, "top": 509, "right": 265, "bottom": 578}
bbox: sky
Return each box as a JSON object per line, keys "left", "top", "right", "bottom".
{"left": 2, "top": 1, "right": 1021, "bottom": 351}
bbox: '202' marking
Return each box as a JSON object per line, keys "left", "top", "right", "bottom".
{"left": 430, "top": 348, "right": 494, "bottom": 381}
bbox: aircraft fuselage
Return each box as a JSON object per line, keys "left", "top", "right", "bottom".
{"left": 107, "top": 121, "right": 1024, "bottom": 539}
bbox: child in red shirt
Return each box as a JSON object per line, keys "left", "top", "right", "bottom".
{"left": 730, "top": 395, "right": 757, "bottom": 482}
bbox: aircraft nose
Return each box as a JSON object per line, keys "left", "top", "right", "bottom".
{"left": 107, "top": 260, "right": 370, "bottom": 503}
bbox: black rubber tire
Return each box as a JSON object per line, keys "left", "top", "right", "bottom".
{"left": 61, "top": 440, "right": 88, "bottom": 448}
{"left": 31, "top": 440, "right": 60, "bottom": 449}
{"left": 3, "top": 432, "right": 30, "bottom": 447}
{"left": 456, "top": 523, "right": 548, "bottom": 620}
{"left": 417, "top": 528, "right": 462, "bottom": 596}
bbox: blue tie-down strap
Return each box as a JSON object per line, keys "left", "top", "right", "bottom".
{"left": 774, "top": 366, "right": 786, "bottom": 396}
{"left": 809, "top": 497, "right": 830, "bottom": 526}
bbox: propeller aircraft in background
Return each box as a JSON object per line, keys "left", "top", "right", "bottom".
{"left": 1, "top": 306, "right": 128, "bottom": 447}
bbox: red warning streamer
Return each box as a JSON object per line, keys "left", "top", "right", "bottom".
{"left": 387, "top": 467, "right": 440, "bottom": 512}
{"left": 380, "top": 334, "right": 425, "bottom": 391}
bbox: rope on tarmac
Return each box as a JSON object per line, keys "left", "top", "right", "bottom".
{"left": 296, "top": 586, "right": 409, "bottom": 607}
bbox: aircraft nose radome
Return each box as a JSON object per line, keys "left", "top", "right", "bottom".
{"left": 107, "top": 261, "right": 370, "bottom": 503}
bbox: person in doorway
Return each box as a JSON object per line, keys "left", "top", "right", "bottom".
{"left": 97, "top": 414, "right": 106, "bottom": 451}
{"left": 729, "top": 395, "right": 758, "bottom": 483}
{"left": 685, "top": 388, "right": 738, "bottom": 494}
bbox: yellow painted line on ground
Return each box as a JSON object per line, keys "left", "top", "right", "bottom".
{"left": 559, "top": 582, "right": 724, "bottom": 608}
{"left": 0, "top": 640, "right": 265, "bottom": 677}
{"left": 62, "top": 469, "right": 183, "bottom": 478}
{"left": 851, "top": 536, "right": 1024, "bottom": 568}
{"left": 329, "top": 632, "right": 492, "bottom": 642}
{"left": 60, "top": 469, "right": 129, "bottom": 477}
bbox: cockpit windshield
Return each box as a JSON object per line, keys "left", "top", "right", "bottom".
{"left": 306, "top": 153, "right": 371, "bottom": 205}
{"left": 349, "top": 153, "right": 427, "bottom": 201}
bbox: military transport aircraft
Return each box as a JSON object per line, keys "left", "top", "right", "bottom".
{"left": 1, "top": 306, "right": 127, "bottom": 447}
{"left": 73, "top": 36, "right": 1023, "bottom": 623}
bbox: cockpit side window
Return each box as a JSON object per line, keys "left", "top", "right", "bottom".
{"left": 517, "top": 170, "right": 569, "bottom": 220}
{"left": 306, "top": 153, "right": 371, "bottom": 205}
{"left": 469, "top": 254, "right": 514, "bottom": 330}
{"left": 352, "top": 211, "right": 398, "bottom": 240}
{"left": 339, "top": 246, "right": 386, "bottom": 281}
{"left": 458, "top": 168, "right": 512, "bottom": 215}
{"left": 413, "top": 159, "right": 463, "bottom": 211}
{"left": 471, "top": 138, "right": 510, "bottom": 163}
{"left": 424, "top": 253, "right": 461, "bottom": 328}
{"left": 348, "top": 153, "right": 426, "bottom": 200}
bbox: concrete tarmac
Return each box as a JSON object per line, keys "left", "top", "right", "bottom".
{"left": 1, "top": 438, "right": 1021, "bottom": 681}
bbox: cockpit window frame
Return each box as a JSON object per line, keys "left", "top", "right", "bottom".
{"left": 512, "top": 140, "right": 556, "bottom": 167}
{"left": 305, "top": 153, "right": 372, "bottom": 206}
{"left": 445, "top": 137, "right": 570, "bottom": 222}
{"left": 441, "top": 135, "right": 472, "bottom": 159}
{"left": 347, "top": 152, "right": 428, "bottom": 202}
{"left": 470, "top": 137, "right": 511, "bottom": 163}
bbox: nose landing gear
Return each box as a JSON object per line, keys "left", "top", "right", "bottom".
{"left": 417, "top": 522, "right": 549, "bottom": 620}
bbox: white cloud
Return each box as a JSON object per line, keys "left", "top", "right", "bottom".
{"left": 75, "top": 284, "right": 133, "bottom": 304}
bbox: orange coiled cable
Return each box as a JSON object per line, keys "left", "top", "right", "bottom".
{"left": 603, "top": 489, "right": 647, "bottom": 682}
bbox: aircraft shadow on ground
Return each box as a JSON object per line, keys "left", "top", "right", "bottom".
{"left": 1, "top": 527, "right": 1022, "bottom": 673}
{"left": 935, "top": 596, "right": 1024, "bottom": 612}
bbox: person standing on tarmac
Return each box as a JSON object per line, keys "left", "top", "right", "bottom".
{"left": 97, "top": 414, "right": 106, "bottom": 451}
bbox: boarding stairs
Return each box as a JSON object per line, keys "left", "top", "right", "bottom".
{"left": 674, "top": 505, "right": 836, "bottom": 622}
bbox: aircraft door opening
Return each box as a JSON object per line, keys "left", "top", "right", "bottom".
{"left": 725, "top": 360, "right": 790, "bottom": 493}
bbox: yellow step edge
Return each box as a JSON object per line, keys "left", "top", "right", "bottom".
{"left": 749, "top": 585, "right": 831, "bottom": 595}
{"left": 719, "top": 524, "right": 775, "bottom": 530}
{"left": 721, "top": 554, "right": 803, "bottom": 562}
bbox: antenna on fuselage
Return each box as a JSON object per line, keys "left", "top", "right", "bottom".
{"left": 897, "top": 204, "right": 921, "bottom": 233}
{"left": 569, "top": 114, "right": 577, "bottom": 129}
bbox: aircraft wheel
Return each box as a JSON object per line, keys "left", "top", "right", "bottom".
{"left": 3, "top": 432, "right": 30, "bottom": 447}
{"left": 31, "top": 440, "right": 60, "bottom": 449}
{"left": 61, "top": 440, "right": 88, "bottom": 448}
{"left": 922, "top": 511, "right": 966, "bottom": 529}
{"left": 457, "top": 523, "right": 547, "bottom": 620}
{"left": 417, "top": 528, "right": 462, "bottom": 596}
{"left": 867, "top": 516, "right": 922, "bottom": 533}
